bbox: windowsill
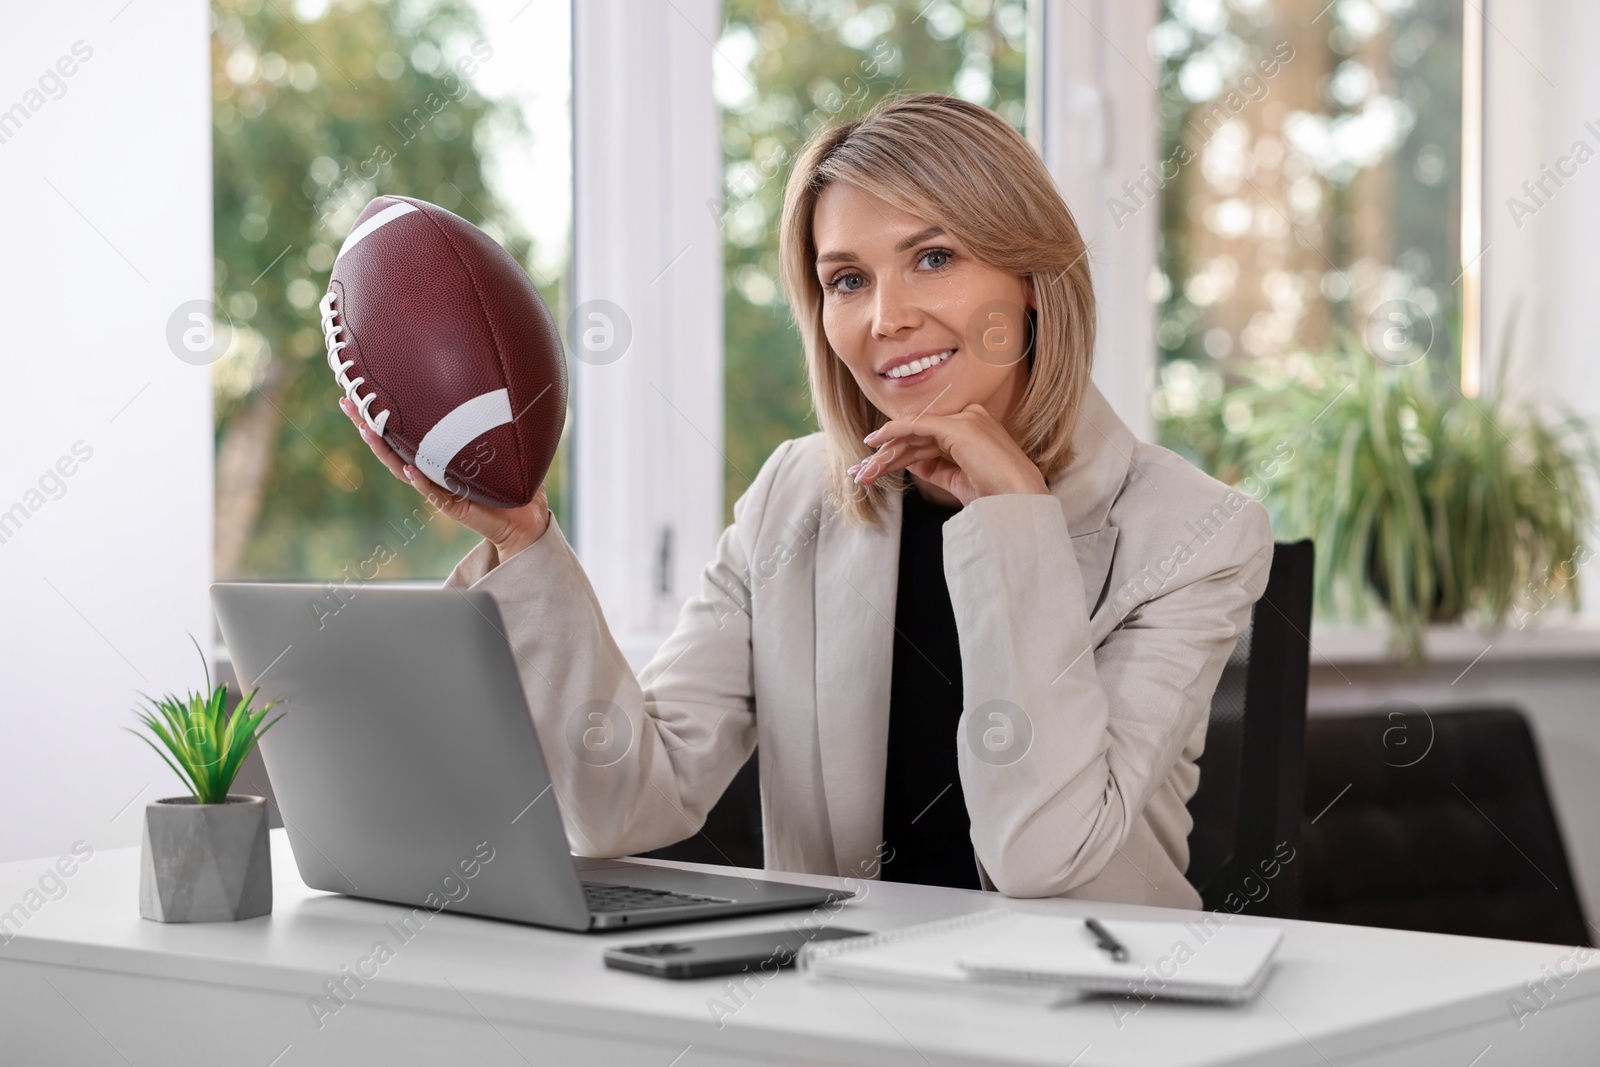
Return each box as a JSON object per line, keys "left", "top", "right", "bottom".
{"left": 1309, "top": 618, "right": 1600, "bottom": 666}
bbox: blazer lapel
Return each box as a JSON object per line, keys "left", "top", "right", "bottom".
{"left": 1072, "top": 525, "right": 1120, "bottom": 623}
{"left": 813, "top": 484, "right": 902, "bottom": 878}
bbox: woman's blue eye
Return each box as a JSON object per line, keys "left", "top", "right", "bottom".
{"left": 829, "top": 272, "right": 865, "bottom": 292}
{"left": 920, "top": 249, "right": 951, "bottom": 270}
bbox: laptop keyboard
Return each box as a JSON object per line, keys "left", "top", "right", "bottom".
{"left": 582, "top": 882, "right": 733, "bottom": 913}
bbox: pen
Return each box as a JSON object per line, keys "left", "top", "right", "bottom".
{"left": 1084, "top": 917, "right": 1129, "bottom": 962}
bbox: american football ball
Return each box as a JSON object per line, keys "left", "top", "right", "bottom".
{"left": 319, "top": 195, "right": 566, "bottom": 508}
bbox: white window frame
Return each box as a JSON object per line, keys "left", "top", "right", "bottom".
{"left": 1032, "top": 0, "right": 1160, "bottom": 444}
{"left": 570, "top": 0, "right": 725, "bottom": 666}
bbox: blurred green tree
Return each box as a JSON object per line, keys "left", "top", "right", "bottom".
{"left": 717, "top": 0, "right": 1027, "bottom": 523}
{"left": 211, "top": 0, "right": 565, "bottom": 579}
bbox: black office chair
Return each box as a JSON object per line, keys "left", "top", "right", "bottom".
{"left": 1183, "top": 539, "right": 1314, "bottom": 919}
{"left": 1301, "top": 706, "right": 1592, "bottom": 946}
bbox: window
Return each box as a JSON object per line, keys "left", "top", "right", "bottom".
{"left": 210, "top": 0, "right": 571, "bottom": 580}
{"left": 1151, "top": 0, "right": 1465, "bottom": 453}
{"left": 714, "top": 0, "right": 1030, "bottom": 521}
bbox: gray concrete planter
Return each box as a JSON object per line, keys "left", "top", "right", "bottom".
{"left": 140, "top": 794, "right": 272, "bottom": 923}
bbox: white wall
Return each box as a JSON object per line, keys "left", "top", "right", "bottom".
{"left": 0, "top": 0, "right": 213, "bottom": 862}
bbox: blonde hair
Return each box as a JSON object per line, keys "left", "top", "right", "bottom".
{"left": 778, "top": 92, "right": 1096, "bottom": 528}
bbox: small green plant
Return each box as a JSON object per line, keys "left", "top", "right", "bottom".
{"left": 127, "top": 637, "right": 286, "bottom": 804}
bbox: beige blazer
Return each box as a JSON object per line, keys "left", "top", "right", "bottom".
{"left": 444, "top": 382, "right": 1273, "bottom": 910}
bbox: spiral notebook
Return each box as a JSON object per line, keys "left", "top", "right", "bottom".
{"left": 798, "top": 909, "right": 1282, "bottom": 1004}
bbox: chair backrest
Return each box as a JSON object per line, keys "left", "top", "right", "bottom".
{"left": 1185, "top": 539, "right": 1314, "bottom": 918}
{"left": 1302, "top": 706, "right": 1591, "bottom": 945}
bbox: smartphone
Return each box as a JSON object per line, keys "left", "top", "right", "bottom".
{"left": 603, "top": 924, "right": 869, "bottom": 979}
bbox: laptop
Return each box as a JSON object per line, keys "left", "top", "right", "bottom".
{"left": 211, "top": 582, "right": 851, "bottom": 931}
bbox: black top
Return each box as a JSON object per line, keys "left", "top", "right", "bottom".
{"left": 880, "top": 481, "right": 982, "bottom": 890}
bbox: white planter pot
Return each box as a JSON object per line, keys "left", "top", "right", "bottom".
{"left": 139, "top": 794, "right": 272, "bottom": 923}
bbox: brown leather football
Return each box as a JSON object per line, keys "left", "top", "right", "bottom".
{"left": 319, "top": 195, "right": 566, "bottom": 508}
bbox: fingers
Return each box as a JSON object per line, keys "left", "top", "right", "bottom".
{"left": 388, "top": 451, "right": 484, "bottom": 517}
{"left": 863, "top": 419, "right": 927, "bottom": 450}
{"left": 857, "top": 419, "right": 952, "bottom": 481}
{"left": 339, "top": 396, "right": 467, "bottom": 508}
{"left": 340, "top": 397, "right": 409, "bottom": 481}
{"left": 850, "top": 436, "right": 940, "bottom": 484}
{"left": 848, "top": 438, "right": 898, "bottom": 483}
{"left": 364, "top": 429, "right": 410, "bottom": 484}
{"left": 335, "top": 397, "right": 552, "bottom": 550}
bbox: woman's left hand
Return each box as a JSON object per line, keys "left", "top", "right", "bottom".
{"left": 847, "top": 403, "right": 1051, "bottom": 507}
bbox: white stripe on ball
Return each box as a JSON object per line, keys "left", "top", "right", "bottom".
{"left": 413, "top": 389, "right": 514, "bottom": 491}
{"left": 334, "top": 202, "right": 419, "bottom": 265}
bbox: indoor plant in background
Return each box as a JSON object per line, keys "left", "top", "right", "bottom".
{"left": 1166, "top": 336, "right": 1600, "bottom": 664}
{"left": 127, "top": 639, "right": 285, "bottom": 922}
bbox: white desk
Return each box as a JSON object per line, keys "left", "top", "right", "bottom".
{"left": 2, "top": 829, "right": 1597, "bottom": 1066}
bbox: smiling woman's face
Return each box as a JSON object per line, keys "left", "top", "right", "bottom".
{"left": 812, "top": 181, "right": 1036, "bottom": 428}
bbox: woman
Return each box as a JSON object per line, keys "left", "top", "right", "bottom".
{"left": 341, "top": 93, "right": 1273, "bottom": 909}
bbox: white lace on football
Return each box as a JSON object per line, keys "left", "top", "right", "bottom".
{"left": 319, "top": 290, "right": 390, "bottom": 436}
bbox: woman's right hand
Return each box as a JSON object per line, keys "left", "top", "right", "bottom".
{"left": 339, "top": 397, "right": 551, "bottom": 563}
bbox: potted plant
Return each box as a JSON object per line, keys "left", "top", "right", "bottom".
{"left": 1163, "top": 337, "right": 1600, "bottom": 664}
{"left": 127, "top": 638, "right": 285, "bottom": 922}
